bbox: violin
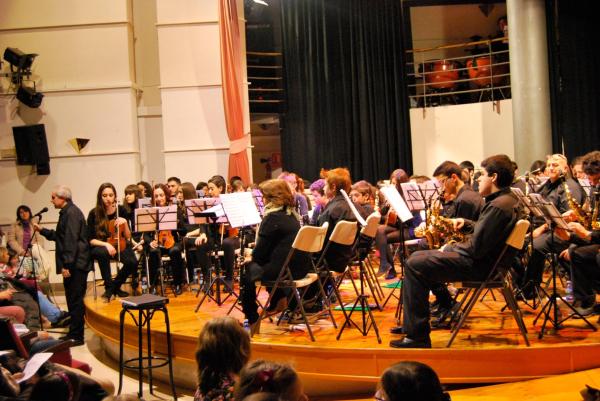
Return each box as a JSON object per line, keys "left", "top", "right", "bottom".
{"left": 157, "top": 230, "right": 175, "bottom": 249}
{"left": 107, "top": 219, "right": 127, "bottom": 251}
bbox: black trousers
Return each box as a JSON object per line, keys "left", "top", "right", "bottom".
{"left": 521, "top": 231, "right": 570, "bottom": 291}
{"left": 148, "top": 243, "right": 184, "bottom": 286}
{"left": 241, "top": 261, "right": 287, "bottom": 324}
{"left": 64, "top": 268, "right": 89, "bottom": 341}
{"left": 402, "top": 250, "right": 481, "bottom": 342}
{"left": 570, "top": 244, "right": 600, "bottom": 305}
{"left": 90, "top": 246, "right": 137, "bottom": 291}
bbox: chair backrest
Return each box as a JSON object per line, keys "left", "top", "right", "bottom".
{"left": 360, "top": 212, "right": 381, "bottom": 239}
{"left": 0, "top": 317, "right": 29, "bottom": 359}
{"left": 292, "top": 222, "right": 329, "bottom": 253}
{"left": 505, "top": 219, "right": 530, "bottom": 250}
{"left": 329, "top": 220, "right": 358, "bottom": 246}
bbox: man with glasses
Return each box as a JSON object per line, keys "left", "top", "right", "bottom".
{"left": 520, "top": 153, "right": 585, "bottom": 299}
{"left": 391, "top": 154, "right": 519, "bottom": 348}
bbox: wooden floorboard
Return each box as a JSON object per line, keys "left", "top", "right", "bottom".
{"left": 85, "top": 277, "right": 600, "bottom": 396}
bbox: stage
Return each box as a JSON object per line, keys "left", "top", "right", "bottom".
{"left": 85, "top": 280, "right": 600, "bottom": 397}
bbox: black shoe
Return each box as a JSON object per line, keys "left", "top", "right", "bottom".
{"left": 389, "top": 337, "right": 431, "bottom": 348}
{"left": 389, "top": 326, "right": 404, "bottom": 335}
{"left": 51, "top": 312, "right": 71, "bottom": 328}
{"left": 101, "top": 290, "right": 113, "bottom": 302}
{"left": 433, "top": 300, "right": 458, "bottom": 320}
{"left": 115, "top": 289, "right": 129, "bottom": 298}
{"left": 59, "top": 335, "right": 84, "bottom": 347}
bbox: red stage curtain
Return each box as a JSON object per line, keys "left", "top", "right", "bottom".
{"left": 219, "top": 0, "right": 250, "bottom": 184}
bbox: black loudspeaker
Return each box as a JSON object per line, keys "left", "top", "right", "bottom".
{"left": 12, "top": 124, "right": 50, "bottom": 175}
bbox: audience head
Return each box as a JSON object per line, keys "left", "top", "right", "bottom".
{"left": 0, "top": 246, "right": 9, "bottom": 264}
{"left": 137, "top": 181, "right": 152, "bottom": 198}
{"left": 478, "top": 154, "right": 514, "bottom": 196}
{"left": 15, "top": 205, "right": 32, "bottom": 222}
{"left": 236, "top": 360, "right": 307, "bottom": 401}
{"left": 582, "top": 150, "right": 600, "bottom": 185}
{"left": 208, "top": 175, "right": 227, "bottom": 197}
{"left": 29, "top": 369, "right": 81, "bottom": 401}
{"left": 378, "top": 361, "right": 449, "bottom": 401}
{"left": 196, "top": 317, "right": 250, "bottom": 395}
{"left": 260, "top": 179, "right": 295, "bottom": 208}
{"left": 324, "top": 168, "right": 352, "bottom": 198}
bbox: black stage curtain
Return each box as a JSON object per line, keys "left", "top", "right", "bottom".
{"left": 547, "top": 0, "right": 600, "bottom": 159}
{"left": 280, "top": 0, "right": 412, "bottom": 183}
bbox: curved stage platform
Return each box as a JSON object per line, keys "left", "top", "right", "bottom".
{"left": 85, "top": 282, "right": 600, "bottom": 396}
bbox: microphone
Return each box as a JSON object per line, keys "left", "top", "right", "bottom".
{"left": 530, "top": 167, "right": 542, "bottom": 175}
{"left": 33, "top": 207, "right": 48, "bottom": 217}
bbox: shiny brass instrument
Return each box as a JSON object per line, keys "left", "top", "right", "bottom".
{"left": 591, "top": 188, "right": 599, "bottom": 230}
{"left": 563, "top": 180, "right": 592, "bottom": 229}
{"left": 414, "top": 200, "right": 465, "bottom": 249}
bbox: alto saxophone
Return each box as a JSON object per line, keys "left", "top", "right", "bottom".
{"left": 415, "top": 200, "right": 465, "bottom": 249}
{"left": 563, "top": 180, "right": 592, "bottom": 229}
{"left": 591, "top": 188, "right": 599, "bottom": 230}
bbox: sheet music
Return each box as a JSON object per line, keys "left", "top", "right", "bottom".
{"left": 134, "top": 207, "right": 158, "bottom": 232}
{"left": 340, "top": 189, "right": 367, "bottom": 226}
{"left": 380, "top": 186, "right": 413, "bottom": 223}
{"left": 528, "top": 193, "right": 569, "bottom": 228}
{"left": 157, "top": 205, "right": 178, "bottom": 230}
{"left": 578, "top": 178, "right": 592, "bottom": 197}
{"left": 18, "top": 352, "right": 53, "bottom": 383}
{"left": 185, "top": 198, "right": 219, "bottom": 224}
{"left": 137, "top": 197, "right": 151, "bottom": 208}
{"left": 400, "top": 182, "right": 426, "bottom": 211}
{"left": 512, "top": 188, "right": 543, "bottom": 217}
{"left": 220, "top": 192, "right": 262, "bottom": 228}
{"left": 421, "top": 180, "right": 442, "bottom": 202}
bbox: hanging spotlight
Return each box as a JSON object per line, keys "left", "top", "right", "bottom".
{"left": 3, "top": 47, "right": 37, "bottom": 70}
{"left": 17, "top": 85, "right": 44, "bottom": 108}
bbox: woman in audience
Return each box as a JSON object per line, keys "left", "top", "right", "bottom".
{"left": 235, "top": 360, "right": 307, "bottom": 401}
{"left": 195, "top": 316, "right": 250, "bottom": 401}
{"left": 376, "top": 361, "right": 450, "bottom": 401}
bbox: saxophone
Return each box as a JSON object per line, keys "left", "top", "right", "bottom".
{"left": 415, "top": 200, "right": 465, "bottom": 249}
{"left": 563, "top": 180, "right": 592, "bottom": 229}
{"left": 591, "top": 188, "right": 599, "bottom": 230}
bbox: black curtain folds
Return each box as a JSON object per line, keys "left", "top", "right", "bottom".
{"left": 547, "top": 0, "right": 600, "bottom": 159}
{"left": 280, "top": 0, "right": 412, "bottom": 183}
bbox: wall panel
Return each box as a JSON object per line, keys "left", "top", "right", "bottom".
{"left": 156, "top": 0, "right": 218, "bottom": 24}
{"left": 164, "top": 150, "right": 229, "bottom": 184}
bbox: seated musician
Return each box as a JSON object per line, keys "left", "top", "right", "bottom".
{"left": 280, "top": 172, "right": 309, "bottom": 224}
{"left": 392, "top": 154, "right": 519, "bottom": 348}
{"left": 350, "top": 180, "right": 376, "bottom": 216}
{"left": 556, "top": 150, "right": 600, "bottom": 316}
{"left": 375, "top": 169, "right": 418, "bottom": 279}
{"left": 309, "top": 179, "right": 328, "bottom": 226}
{"left": 7, "top": 205, "right": 54, "bottom": 281}
{"left": 240, "top": 179, "right": 310, "bottom": 330}
{"left": 87, "top": 183, "right": 138, "bottom": 301}
{"left": 146, "top": 183, "right": 185, "bottom": 295}
{"left": 520, "top": 153, "right": 586, "bottom": 298}
{"left": 414, "top": 161, "right": 484, "bottom": 326}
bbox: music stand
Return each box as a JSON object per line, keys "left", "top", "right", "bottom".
{"left": 379, "top": 186, "right": 416, "bottom": 323}
{"left": 193, "top": 199, "right": 236, "bottom": 309}
{"left": 510, "top": 188, "right": 544, "bottom": 309}
{"left": 134, "top": 206, "right": 178, "bottom": 296}
{"left": 529, "top": 197, "right": 597, "bottom": 338}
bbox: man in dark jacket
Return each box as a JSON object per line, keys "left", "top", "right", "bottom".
{"left": 35, "top": 185, "right": 91, "bottom": 346}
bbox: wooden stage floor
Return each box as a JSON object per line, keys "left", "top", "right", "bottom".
{"left": 85, "top": 279, "right": 600, "bottom": 396}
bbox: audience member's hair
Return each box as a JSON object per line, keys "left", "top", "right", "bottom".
{"left": 260, "top": 180, "right": 295, "bottom": 208}
{"left": 325, "top": 168, "right": 352, "bottom": 194}
{"left": 235, "top": 360, "right": 303, "bottom": 401}
{"left": 432, "top": 161, "right": 462, "bottom": 179}
{"left": 480, "top": 154, "right": 514, "bottom": 188}
{"left": 196, "top": 317, "right": 250, "bottom": 396}
{"left": 582, "top": 150, "right": 600, "bottom": 176}
{"left": 379, "top": 361, "right": 449, "bottom": 401}
{"left": 29, "top": 369, "right": 81, "bottom": 401}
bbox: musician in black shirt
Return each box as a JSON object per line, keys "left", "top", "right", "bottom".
{"left": 392, "top": 155, "right": 519, "bottom": 348}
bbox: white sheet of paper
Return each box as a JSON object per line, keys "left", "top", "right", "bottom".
{"left": 340, "top": 189, "right": 367, "bottom": 226}
{"left": 220, "top": 192, "right": 262, "bottom": 228}
{"left": 18, "top": 352, "right": 53, "bottom": 383}
{"left": 380, "top": 186, "right": 414, "bottom": 223}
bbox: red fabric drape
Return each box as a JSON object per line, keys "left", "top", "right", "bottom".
{"left": 219, "top": 0, "right": 251, "bottom": 184}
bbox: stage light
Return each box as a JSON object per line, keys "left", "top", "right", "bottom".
{"left": 3, "top": 47, "right": 37, "bottom": 70}
{"left": 17, "top": 85, "right": 44, "bottom": 108}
